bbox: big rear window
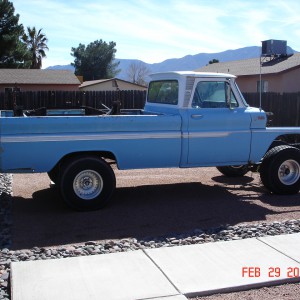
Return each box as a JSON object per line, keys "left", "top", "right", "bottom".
{"left": 147, "top": 80, "right": 178, "bottom": 105}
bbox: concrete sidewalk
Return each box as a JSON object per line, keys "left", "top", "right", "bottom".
{"left": 10, "top": 233, "right": 300, "bottom": 300}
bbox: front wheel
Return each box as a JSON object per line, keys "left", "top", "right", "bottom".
{"left": 260, "top": 145, "right": 300, "bottom": 194}
{"left": 59, "top": 156, "right": 116, "bottom": 211}
{"left": 47, "top": 165, "right": 59, "bottom": 184}
{"left": 216, "top": 165, "right": 249, "bottom": 177}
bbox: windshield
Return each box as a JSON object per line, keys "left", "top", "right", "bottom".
{"left": 147, "top": 80, "right": 178, "bottom": 105}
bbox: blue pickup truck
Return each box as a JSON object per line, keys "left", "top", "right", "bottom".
{"left": 1, "top": 71, "right": 300, "bottom": 210}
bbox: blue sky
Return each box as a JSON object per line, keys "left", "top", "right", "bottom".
{"left": 12, "top": 0, "right": 300, "bottom": 68}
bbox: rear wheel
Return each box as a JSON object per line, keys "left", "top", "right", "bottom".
{"left": 216, "top": 165, "right": 249, "bottom": 177}
{"left": 59, "top": 156, "right": 116, "bottom": 211}
{"left": 260, "top": 145, "right": 300, "bottom": 194}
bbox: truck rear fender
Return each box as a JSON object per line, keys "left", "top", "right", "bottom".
{"left": 49, "top": 151, "right": 117, "bottom": 176}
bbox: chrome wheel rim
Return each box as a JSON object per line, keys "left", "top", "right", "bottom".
{"left": 73, "top": 170, "right": 103, "bottom": 200}
{"left": 278, "top": 160, "right": 300, "bottom": 185}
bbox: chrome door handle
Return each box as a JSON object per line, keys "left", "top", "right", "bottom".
{"left": 191, "top": 114, "right": 203, "bottom": 119}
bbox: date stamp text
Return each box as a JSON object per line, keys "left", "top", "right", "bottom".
{"left": 242, "top": 267, "right": 300, "bottom": 278}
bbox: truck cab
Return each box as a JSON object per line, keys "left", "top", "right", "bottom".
{"left": 145, "top": 71, "right": 265, "bottom": 167}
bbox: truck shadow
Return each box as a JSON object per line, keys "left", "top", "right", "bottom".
{"left": 211, "top": 175, "right": 255, "bottom": 185}
{"left": 212, "top": 174, "right": 300, "bottom": 207}
{"left": 11, "top": 181, "right": 299, "bottom": 250}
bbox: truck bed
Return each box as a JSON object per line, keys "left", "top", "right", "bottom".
{"left": 0, "top": 108, "right": 182, "bottom": 173}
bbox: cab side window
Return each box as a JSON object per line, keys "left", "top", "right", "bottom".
{"left": 148, "top": 80, "right": 178, "bottom": 105}
{"left": 192, "top": 81, "right": 238, "bottom": 108}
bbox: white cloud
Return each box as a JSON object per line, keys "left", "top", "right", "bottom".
{"left": 12, "top": 0, "right": 300, "bottom": 68}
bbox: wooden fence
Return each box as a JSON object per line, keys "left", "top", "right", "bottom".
{"left": 244, "top": 93, "right": 300, "bottom": 127}
{"left": 0, "top": 90, "right": 147, "bottom": 111}
{"left": 1, "top": 90, "right": 300, "bottom": 127}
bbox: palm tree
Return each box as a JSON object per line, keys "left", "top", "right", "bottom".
{"left": 22, "top": 27, "right": 49, "bottom": 69}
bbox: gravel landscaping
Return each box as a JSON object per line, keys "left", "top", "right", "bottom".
{"left": 1, "top": 174, "right": 300, "bottom": 300}
{"left": 0, "top": 174, "right": 12, "bottom": 300}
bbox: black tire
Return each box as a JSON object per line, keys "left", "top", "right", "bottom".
{"left": 47, "top": 166, "right": 59, "bottom": 183}
{"left": 59, "top": 156, "right": 116, "bottom": 211}
{"left": 216, "top": 165, "right": 249, "bottom": 177}
{"left": 260, "top": 145, "right": 300, "bottom": 194}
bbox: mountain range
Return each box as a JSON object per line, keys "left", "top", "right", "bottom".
{"left": 46, "top": 45, "right": 296, "bottom": 81}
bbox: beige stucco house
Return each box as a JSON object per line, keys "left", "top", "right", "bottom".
{"left": 79, "top": 78, "right": 147, "bottom": 92}
{"left": 196, "top": 53, "right": 300, "bottom": 93}
{"left": 0, "top": 69, "right": 81, "bottom": 92}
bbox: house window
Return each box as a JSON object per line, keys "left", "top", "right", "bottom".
{"left": 4, "top": 87, "right": 13, "bottom": 93}
{"left": 4, "top": 87, "right": 21, "bottom": 93}
{"left": 257, "top": 80, "right": 268, "bottom": 93}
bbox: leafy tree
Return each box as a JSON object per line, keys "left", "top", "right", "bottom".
{"left": 0, "top": 0, "right": 29, "bottom": 68}
{"left": 22, "top": 26, "right": 49, "bottom": 69}
{"left": 208, "top": 58, "right": 219, "bottom": 64}
{"left": 71, "top": 39, "right": 120, "bottom": 80}
{"left": 126, "top": 61, "right": 150, "bottom": 86}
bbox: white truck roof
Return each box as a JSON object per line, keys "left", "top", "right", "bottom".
{"left": 149, "top": 71, "right": 236, "bottom": 79}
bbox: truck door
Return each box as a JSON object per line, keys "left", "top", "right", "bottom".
{"left": 187, "top": 78, "right": 251, "bottom": 166}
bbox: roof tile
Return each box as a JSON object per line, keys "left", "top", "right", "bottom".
{"left": 196, "top": 53, "right": 300, "bottom": 76}
{"left": 0, "top": 69, "right": 80, "bottom": 85}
